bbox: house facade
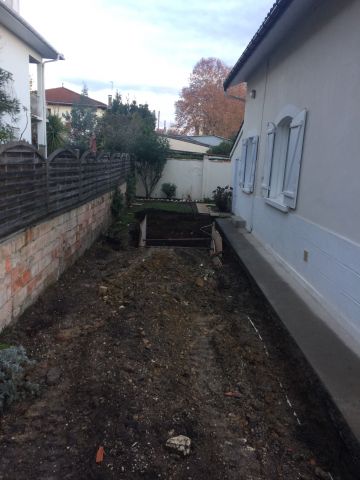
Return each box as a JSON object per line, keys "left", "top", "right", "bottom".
{"left": 46, "top": 87, "right": 107, "bottom": 120}
{"left": 164, "top": 134, "right": 209, "bottom": 155}
{"left": 0, "top": 0, "right": 62, "bottom": 154}
{"left": 225, "top": 0, "right": 360, "bottom": 351}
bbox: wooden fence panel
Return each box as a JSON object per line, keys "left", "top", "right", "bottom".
{"left": 48, "top": 149, "right": 80, "bottom": 214}
{"left": 80, "top": 150, "right": 97, "bottom": 202}
{"left": 0, "top": 142, "right": 47, "bottom": 237}
{"left": 110, "top": 153, "right": 123, "bottom": 188}
{"left": 0, "top": 143, "right": 130, "bottom": 239}
{"left": 95, "top": 152, "right": 111, "bottom": 194}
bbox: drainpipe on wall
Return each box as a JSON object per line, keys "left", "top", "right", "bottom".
{"left": 41, "top": 54, "right": 65, "bottom": 157}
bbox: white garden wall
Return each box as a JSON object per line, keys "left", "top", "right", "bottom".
{"left": 136, "top": 156, "right": 232, "bottom": 200}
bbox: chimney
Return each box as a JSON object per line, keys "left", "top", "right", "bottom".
{"left": 108, "top": 95, "right": 112, "bottom": 108}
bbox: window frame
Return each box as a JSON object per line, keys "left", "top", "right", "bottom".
{"left": 238, "top": 134, "right": 259, "bottom": 195}
{"left": 262, "top": 106, "right": 307, "bottom": 212}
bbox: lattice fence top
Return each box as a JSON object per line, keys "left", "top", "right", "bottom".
{"left": 0, "top": 142, "right": 130, "bottom": 239}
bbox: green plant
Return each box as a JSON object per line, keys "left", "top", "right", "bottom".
{"left": 0, "top": 68, "right": 20, "bottom": 143}
{"left": 161, "top": 182, "right": 177, "bottom": 199}
{"left": 63, "top": 86, "right": 97, "bottom": 153}
{"left": 212, "top": 185, "right": 233, "bottom": 212}
{"left": 0, "top": 345, "right": 39, "bottom": 414}
{"left": 125, "top": 172, "right": 136, "bottom": 207}
{"left": 134, "top": 134, "right": 169, "bottom": 198}
{"left": 111, "top": 187, "right": 124, "bottom": 219}
{"left": 46, "top": 113, "right": 67, "bottom": 154}
{"left": 208, "top": 140, "right": 233, "bottom": 156}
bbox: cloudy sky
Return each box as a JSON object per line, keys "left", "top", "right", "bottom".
{"left": 21, "top": 0, "right": 274, "bottom": 128}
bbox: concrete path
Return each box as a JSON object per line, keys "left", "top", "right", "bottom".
{"left": 196, "top": 203, "right": 212, "bottom": 214}
{"left": 216, "top": 218, "right": 360, "bottom": 447}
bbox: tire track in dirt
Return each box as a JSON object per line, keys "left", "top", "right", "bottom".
{"left": 189, "top": 313, "right": 263, "bottom": 479}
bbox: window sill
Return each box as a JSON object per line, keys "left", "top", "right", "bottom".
{"left": 265, "top": 198, "right": 289, "bottom": 213}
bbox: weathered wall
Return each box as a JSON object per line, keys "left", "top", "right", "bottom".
{"left": 0, "top": 186, "right": 124, "bottom": 330}
{"left": 136, "top": 156, "right": 232, "bottom": 200}
{"left": 232, "top": 0, "right": 360, "bottom": 349}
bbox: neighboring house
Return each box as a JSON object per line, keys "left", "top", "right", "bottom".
{"left": 0, "top": 0, "right": 63, "bottom": 154}
{"left": 225, "top": 0, "right": 360, "bottom": 351}
{"left": 163, "top": 134, "right": 209, "bottom": 155}
{"left": 46, "top": 87, "right": 107, "bottom": 120}
{"left": 188, "top": 135, "right": 231, "bottom": 148}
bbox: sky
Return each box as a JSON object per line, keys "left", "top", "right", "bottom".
{"left": 21, "top": 0, "right": 274, "bottom": 129}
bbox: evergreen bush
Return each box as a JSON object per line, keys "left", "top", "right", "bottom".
{"left": 0, "top": 346, "right": 38, "bottom": 414}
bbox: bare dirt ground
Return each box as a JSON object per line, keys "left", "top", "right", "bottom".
{"left": 0, "top": 234, "right": 358, "bottom": 479}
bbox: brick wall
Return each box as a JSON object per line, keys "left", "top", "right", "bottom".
{"left": 0, "top": 187, "right": 124, "bottom": 330}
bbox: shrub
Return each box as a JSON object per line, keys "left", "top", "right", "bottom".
{"left": 0, "top": 345, "right": 38, "bottom": 414}
{"left": 111, "top": 187, "right": 124, "bottom": 219}
{"left": 212, "top": 185, "right": 233, "bottom": 212}
{"left": 162, "top": 182, "right": 177, "bottom": 199}
{"left": 125, "top": 173, "right": 136, "bottom": 207}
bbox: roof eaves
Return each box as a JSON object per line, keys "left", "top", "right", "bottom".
{"left": 224, "top": 0, "right": 293, "bottom": 90}
{"left": 47, "top": 100, "right": 107, "bottom": 109}
{"left": 0, "top": 3, "right": 60, "bottom": 59}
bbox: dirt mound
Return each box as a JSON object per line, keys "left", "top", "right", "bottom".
{"left": 0, "top": 243, "right": 358, "bottom": 479}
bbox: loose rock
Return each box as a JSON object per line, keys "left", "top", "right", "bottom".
{"left": 98, "top": 285, "right": 108, "bottom": 295}
{"left": 46, "top": 367, "right": 62, "bottom": 386}
{"left": 166, "top": 435, "right": 191, "bottom": 456}
{"left": 195, "top": 277, "right": 204, "bottom": 288}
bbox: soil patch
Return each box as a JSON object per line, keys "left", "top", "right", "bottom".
{"left": 0, "top": 235, "right": 358, "bottom": 479}
{"left": 136, "top": 209, "right": 211, "bottom": 239}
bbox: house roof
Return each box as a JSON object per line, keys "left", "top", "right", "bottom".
{"left": 46, "top": 87, "right": 107, "bottom": 109}
{"left": 188, "top": 135, "right": 231, "bottom": 147}
{"left": 224, "top": 0, "right": 315, "bottom": 89}
{"left": 161, "top": 133, "right": 210, "bottom": 147}
{"left": 0, "top": 2, "right": 61, "bottom": 59}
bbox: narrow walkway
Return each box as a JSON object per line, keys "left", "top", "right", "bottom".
{"left": 196, "top": 202, "right": 212, "bottom": 215}
{"left": 216, "top": 218, "right": 360, "bottom": 447}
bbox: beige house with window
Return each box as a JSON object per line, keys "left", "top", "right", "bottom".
{"left": 46, "top": 87, "right": 107, "bottom": 120}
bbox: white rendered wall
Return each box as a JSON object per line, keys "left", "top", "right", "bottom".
{"left": 136, "top": 156, "right": 232, "bottom": 200}
{"left": 0, "top": 26, "right": 44, "bottom": 143}
{"left": 48, "top": 104, "right": 105, "bottom": 120}
{"left": 232, "top": 0, "right": 360, "bottom": 347}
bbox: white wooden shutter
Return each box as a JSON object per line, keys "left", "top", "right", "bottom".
{"left": 238, "top": 138, "right": 247, "bottom": 188}
{"left": 261, "top": 123, "right": 276, "bottom": 197}
{"left": 283, "top": 109, "right": 307, "bottom": 209}
{"left": 243, "top": 136, "right": 258, "bottom": 193}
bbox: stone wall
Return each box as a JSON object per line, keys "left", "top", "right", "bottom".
{"left": 0, "top": 188, "right": 122, "bottom": 330}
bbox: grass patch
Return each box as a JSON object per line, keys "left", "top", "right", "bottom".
{"left": 133, "top": 200, "right": 194, "bottom": 214}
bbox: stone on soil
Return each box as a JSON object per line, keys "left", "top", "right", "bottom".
{"left": 46, "top": 367, "right": 62, "bottom": 386}
{"left": 166, "top": 435, "right": 191, "bottom": 456}
{"left": 98, "top": 285, "right": 108, "bottom": 295}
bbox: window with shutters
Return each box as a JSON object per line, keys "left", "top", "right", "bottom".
{"left": 238, "top": 135, "right": 258, "bottom": 194}
{"left": 261, "top": 108, "right": 307, "bottom": 212}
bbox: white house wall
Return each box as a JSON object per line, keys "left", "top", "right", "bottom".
{"left": 232, "top": 0, "right": 360, "bottom": 346}
{"left": 0, "top": 26, "right": 43, "bottom": 142}
{"left": 136, "top": 157, "right": 232, "bottom": 200}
